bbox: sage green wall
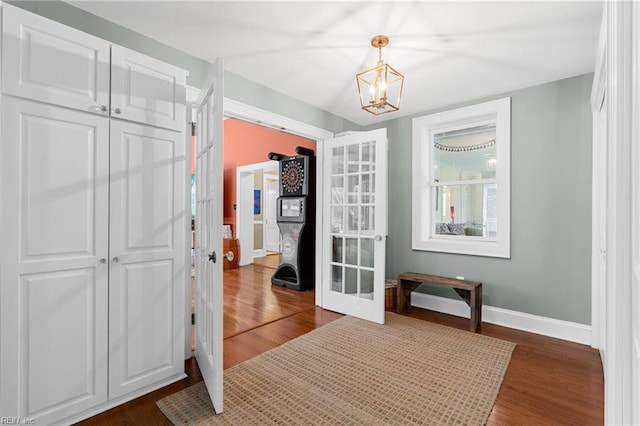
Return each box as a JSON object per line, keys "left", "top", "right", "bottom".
{"left": 376, "top": 74, "right": 593, "bottom": 325}
{"left": 224, "top": 72, "right": 359, "bottom": 134}
{"left": 8, "top": 0, "right": 359, "bottom": 134}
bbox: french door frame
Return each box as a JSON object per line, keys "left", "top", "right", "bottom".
{"left": 590, "top": 1, "right": 640, "bottom": 424}
{"left": 184, "top": 93, "right": 334, "bottom": 357}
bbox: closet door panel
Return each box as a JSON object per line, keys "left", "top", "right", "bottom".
{"left": 108, "top": 121, "right": 186, "bottom": 399}
{"left": 108, "top": 261, "right": 176, "bottom": 398}
{"left": 19, "top": 269, "right": 105, "bottom": 424}
{"left": 0, "top": 98, "right": 109, "bottom": 424}
{"left": 111, "top": 45, "right": 187, "bottom": 131}
{"left": 2, "top": 4, "right": 110, "bottom": 114}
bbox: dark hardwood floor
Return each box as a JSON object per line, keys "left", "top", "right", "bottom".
{"left": 77, "top": 257, "right": 604, "bottom": 425}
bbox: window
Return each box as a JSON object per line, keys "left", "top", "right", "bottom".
{"left": 412, "top": 97, "right": 511, "bottom": 258}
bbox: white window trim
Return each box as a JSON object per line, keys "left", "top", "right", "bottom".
{"left": 411, "top": 97, "right": 511, "bottom": 258}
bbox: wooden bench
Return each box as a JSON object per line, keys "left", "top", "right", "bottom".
{"left": 396, "top": 272, "right": 483, "bottom": 332}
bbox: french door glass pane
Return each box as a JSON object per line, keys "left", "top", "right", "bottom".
{"left": 331, "top": 177, "right": 343, "bottom": 202}
{"left": 347, "top": 206, "right": 359, "bottom": 232}
{"left": 360, "top": 173, "right": 373, "bottom": 203}
{"left": 345, "top": 267, "right": 358, "bottom": 294}
{"left": 360, "top": 270, "right": 374, "bottom": 299}
{"left": 347, "top": 175, "right": 359, "bottom": 204}
{"left": 347, "top": 144, "right": 359, "bottom": 173}
{"left": 331, "top": 206, "right": 344, "bottom": 233}
{"left": 361, "top": 238, "right": 374, "bottom": 268}
{"left": 329, "top": 138, "right": 378, "bottom": 301}
{"left": 362, "top": 141, "right": 375, "bottom": 172}
{"left": 331, "top": 265, "right": 342, "bottom": 292}
{"left": 345, "top": 238, "right": 358, "bottom": 265}
{"left": 360, "top": 206, "right": 374, "bottom": 234}
{"left": 332, "top": 237, "right": 343, "bottom": 263}
{"left": 332, "top": 146, "right": 344, "bottom": 174}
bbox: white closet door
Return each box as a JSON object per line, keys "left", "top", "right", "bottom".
{"left": 0, "top": 97, "right": 110, "bottom": 424}
{"left": 108, "top": 120, "right": 186, "bottom": 399}
{"left": 111, "top": 45, "right": 187, "bottom": 131}
{"left": 2, "top": 4, "right": 110, "bottom": 114}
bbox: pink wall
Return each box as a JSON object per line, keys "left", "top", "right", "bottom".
{"left": 223, "top": 118, "right": 315, "bottom": 234}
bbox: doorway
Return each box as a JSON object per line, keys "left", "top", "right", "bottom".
{"left": 235, "top": 163, "right": 284, "bottom": 263}
{"left": 185, "top": 110, "right": 332, "bottom": 350}
{"left": 185, "top": 91, "right": 333, "bottom": 348}
{"left": 235, "top": 161, "right": 279, "bottom": 266}
{"left": 264, "top": 172, "right": 280, "bottom": 253}
{"left": 225, "top": 118, "right": 316, "bottom": 266}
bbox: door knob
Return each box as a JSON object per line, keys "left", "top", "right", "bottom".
{"left": 208, "top": 251, "right": 216, "bottom": 263}
{"left": 112, "top": 107, "right": 122, "bottom": 114}
{"left": 374, "top": 235, "right": 383, "bottom": 241}
{"left": 98, "top": 258, "right": 106, "bottom": 264}
{"left": 112, "top": 256, "right": 120, "bottom": 263}
{"left": 224, "top": 251, "right": 234, "bottom": 261}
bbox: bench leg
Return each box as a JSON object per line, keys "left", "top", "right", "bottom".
{"left": 397, "top": 279, "right": 408, "bottom": 313}
{"left": 476, "top": 285, "right": 482, "bottom": 329}
{"left": 470, "top": 288, "right": 478, "bottom": 332}
{"left": 454, "top": 288, "right": 475, "bottom": 332}
{"left": 397, "top": 280, "right": 420, "bottom": 314}
{"left": 469, "top": 286, "right": 483, "bottom": 332}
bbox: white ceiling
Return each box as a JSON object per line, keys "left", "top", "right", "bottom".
{"left": 69, "top": 1, "right": 603, "bottom": 126}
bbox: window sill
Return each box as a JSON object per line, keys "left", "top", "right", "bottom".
{"left": 412, "top": 238, "right": 510, "bottom": 258}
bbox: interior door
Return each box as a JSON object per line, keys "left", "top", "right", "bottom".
{"left": 321, "top": 129, "right": 387, "bottom": 324}
{"left": 194, "top": 59, "right": 225, "bottom": 413}
{"left": 0, "top": 97, "right": 109, "bottom": 424}
{"left": 265, "top": 177, "right": 280, "bottom": 252}
{"left": 108, "top": 120, "right": 186, "bottom": 399}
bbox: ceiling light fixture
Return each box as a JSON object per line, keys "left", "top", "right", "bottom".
{"left": 356, "top": 35, "right": 404, "bottom": 115}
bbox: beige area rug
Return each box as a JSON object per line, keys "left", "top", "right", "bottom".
{"left": 157, "top": 313, "right": 515, "bottom": 425}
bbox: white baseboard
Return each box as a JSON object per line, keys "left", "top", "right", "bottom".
{"left": 410, "top": 292, "right": 592, "bottom": 345}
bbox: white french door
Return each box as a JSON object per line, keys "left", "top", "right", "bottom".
{"left": 320, "top": 129, "right": 387, "bottom": 324}
{"left": 194, "top": 59, "right": 224, "bottom": 413}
